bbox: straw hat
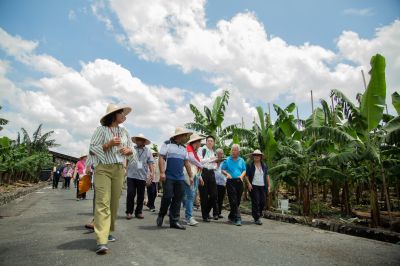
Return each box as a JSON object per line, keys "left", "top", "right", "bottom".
{"left": 170, "top": 127, "right": 192, "bottom": 140}
{"left": 65, "top": 162, "right": 71, "bottom": 165}
{"left": 188, "top": 133, "right": 205, "bottom": 144}
{"left": 79, "top": 154, "right": 87, "bottom": 159}
{"left": 132, "top": 133, "right": 151, "bottom": 145}
{"left": 251, "top": 149, "right": 264, "bottom": 157}
{"left": 100, "top": 104, "right": 132, "bottom": 126}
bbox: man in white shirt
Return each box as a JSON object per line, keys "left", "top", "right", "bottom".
{"left": 197, "top": 135, "right": 218, "bottom": 222}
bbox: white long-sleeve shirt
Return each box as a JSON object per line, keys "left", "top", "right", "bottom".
{"left": 197, "top": 146, "right": 217, "bottom": 170}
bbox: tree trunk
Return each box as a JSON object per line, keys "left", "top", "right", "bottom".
{"left": 331, "top": 179, "right": 340, "bottom": 207}
{"left": 397, "top": 179, "right": 400, "bottom": 209}
{"left": 380, "top": 164, "right": 393, "bottom": 229}
{"left": 315, "top": 182, "right": 320, "bottom": 216}
{"left": 322, "top": 184, "right": 327, "bottom": 202}
{"left": 356, "top": 184, "right": 361, "bottom": 205}
{"left": 311, "top": 183, "right": 314, "bottom": 199}
{"left": 303, "top": 183, "right": 310, "bottom": 216}
{"left": 341, "top": 180, "right": 351, "bottom": 216}
{"left": 369, "top": 163, "right": 380, "bottom": 227}
{"left": 298, "top": 178, "right": 303, "bottom": 215}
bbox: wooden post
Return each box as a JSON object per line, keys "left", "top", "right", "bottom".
{"left": 311, "top": 90, "right": 320, "bottom": 215}
{"left": 311, "top": 90, "right": 314, "bottom": 113}
{"left": 361, "top": 70, "right": 367, "bottom": 90}
{"left": 296, "top": 107, "right": 300, "bottom": 130}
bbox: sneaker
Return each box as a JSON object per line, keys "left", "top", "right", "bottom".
{"left": 213, "top": 215, "right": 219, "bottom": 220}
{"left": 126, "top": 213, "right": 133, "bottom": 220}
{"left": 203, "top": 218, "right": 211, "bottom": 223}
{"left": 255, "top": 219, "right": 263, "bottom": 225}
{"left": 108, "top": 235, "right": 116, "bottom": 242}
{"left": 235, "top": 219, "right": 242, "bottom": 226}
{"left": 188, "top": 217, "right": 199, "bottom": 226}
{"left": 96, "top": 244, "right": 108, "bottom": 255}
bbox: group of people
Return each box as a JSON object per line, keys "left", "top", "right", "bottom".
{"left": 52, "top": 156, "right": 94, "bottom": 200}
{"left": 85, "top": 103, "right": 271, "bottom": 255}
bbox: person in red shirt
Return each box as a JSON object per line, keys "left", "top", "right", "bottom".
{"left": 74, "top": 154, "right": 88, "bottom": 200}
{"left": 184, "top": 133, "right": 204, "bottom": 226}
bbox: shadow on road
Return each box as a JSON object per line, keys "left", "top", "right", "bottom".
{"left": 64, "top": 225, "right": 89, "bottom": 231}
{"left": 57, "top": 238, "right": 95, "bottom": 251}
{"left": 137, "top": 225, "right": 167, "bottom": 231}
{"left": 76, "top": 212, "right": 93, "bottom": 216}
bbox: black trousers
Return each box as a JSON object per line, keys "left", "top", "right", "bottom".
{"left": 76, "top": 177, "right": 86, "bottom": 199}
{"left": 226, "top": 179, "right": 244, "bottom": 221}
{"left": 64, "top": 177, "right": 71, "bottom": 189}
{"left": 199, "top": 169, "right": 218, "bottom": 219}
{"left": 126, "top": 178, "right": 146, "bottom": 215}
{"left": 52, "top": 175, "right": 60, "bottom": 188}
{"left": 250, "top": 185, "right": 266, "bottom": 221}
{"left": 159, "top": 179, "right": 184, "bottom": 223}
{"left": 215, "top": 185, "right": 226, "bottom": 216}
{"left": 147, "top": 182, "right": 157, "bottom": 209}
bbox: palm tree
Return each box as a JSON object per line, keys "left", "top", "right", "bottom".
{"left": 0, "top": 106, "right": 8, "bottom": 131}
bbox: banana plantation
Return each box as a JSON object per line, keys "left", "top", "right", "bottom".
{"left": 0, "top": 120, "right": 57, "bottom": 185}
{"left": 186, "top": 54, "right": 400, "bottom": 229}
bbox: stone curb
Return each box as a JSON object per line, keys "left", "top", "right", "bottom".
{"left": 0, "top": 182, "right": 49, "bottom": 207}
{"left": 241, "top": 209, "right": 400, "bottom": 244}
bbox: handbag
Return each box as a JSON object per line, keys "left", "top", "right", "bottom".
{"left": 78, "top": 174, "right": 91, "bottom": 194}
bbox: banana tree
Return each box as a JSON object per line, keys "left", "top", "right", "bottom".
{"left": 0, "top": 106, "right": 8, "bottom": 131}
{"left": 186, "top": 90, "right": 238, "bottom": 149}
{"left": 19, "top": 124, "right": 58, "bottom": 154}
{"left": 322, "top": 54, "right": 388, "bottom": 227}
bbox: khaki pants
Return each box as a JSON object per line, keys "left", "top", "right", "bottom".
{"left": 94, "top": 164, "right": 124, "bottom": 244}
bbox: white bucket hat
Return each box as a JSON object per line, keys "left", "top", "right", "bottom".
{"left": 131, "top": 133, "right": 151, "bottom": 145}
{"left": 100, "top": 104, "right": 132, "bottom": 126}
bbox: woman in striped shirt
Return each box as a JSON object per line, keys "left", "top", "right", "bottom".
{"left": 88, "top": 104, "right": 137, "bottom": 255}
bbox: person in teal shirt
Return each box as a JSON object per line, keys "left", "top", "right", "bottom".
{"left": 221, "top": 144, "right": 246, "bottom": 226}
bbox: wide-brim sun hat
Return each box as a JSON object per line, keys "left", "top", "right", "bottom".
{"left": 131, "top": 133, "right": 151, "bottom": 145}
{"left": 251, "top": 149, "right": 264, "bottom": 157}
{"left": 188, "top": 133, "right": 205, "bottom": 144}
{"left": 79, "top": 154, "right": 87, "bottom": 159}
{"left": 100, "top": 103, "right": 132, "bottom": 126}
{"left": 170, "top": 127, "right": 193, "bottom": 141}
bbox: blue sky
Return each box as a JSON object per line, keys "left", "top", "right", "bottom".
{"left": 0, "top": 0, "right": 399, "bottom": 155}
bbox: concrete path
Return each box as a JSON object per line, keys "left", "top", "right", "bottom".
{"left": 0, "top": 185, "right": 399, "bottom": 266}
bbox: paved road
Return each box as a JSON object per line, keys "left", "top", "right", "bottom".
{"left": 0, "top": 185, "right": 399, "bottom": 266}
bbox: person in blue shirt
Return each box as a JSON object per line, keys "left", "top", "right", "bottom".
{"left": 221, "top": 144, "right": 246, "bottom": 226}
{"left": 156, "top": 128, "right": 194, "bottom": 230}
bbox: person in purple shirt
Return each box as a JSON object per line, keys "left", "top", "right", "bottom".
{"left": 221, "top": 144, "right": 246, "bottom": 226}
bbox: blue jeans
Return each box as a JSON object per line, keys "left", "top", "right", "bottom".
{"left": 183, "top": 175, "right": 199, "bottom": 220}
